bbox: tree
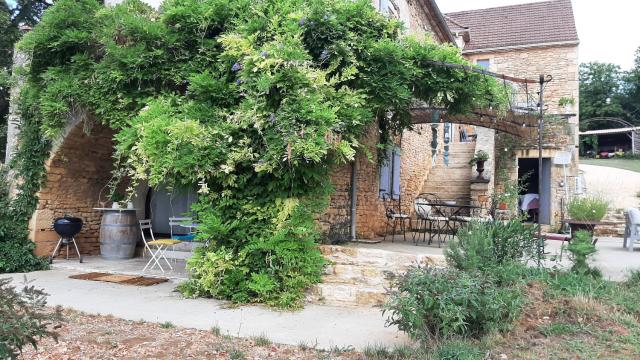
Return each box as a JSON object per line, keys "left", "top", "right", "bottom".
{"left": 579, "top": 62, "right": 626, "bottom": 130}
{"left": 621, "top": 47, "right": 640, "bottom": 126}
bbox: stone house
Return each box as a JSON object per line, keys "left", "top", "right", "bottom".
{"left": 322, "top": 0, "right": 580, "bottom": 241}
{"left": 10, "top": 0, "right": 580, "bottom": 257}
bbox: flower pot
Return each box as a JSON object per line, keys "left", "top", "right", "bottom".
{"left": 475, "top": 160, "right": 486, "bottom": 179}
{"left": 127, "top": 201, "right": 134, "bottom": 209}
{"left": 111, "top": 202, "right": 121, "bottom": 209}
{"left": 498, "top": 202, "right": 508, "bottom": 210}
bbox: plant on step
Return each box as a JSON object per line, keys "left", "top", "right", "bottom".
{"left": 567, "top": 195, "right": 609, "bottom": 222}
{"left": 16, "top": 0, "right": 510, "bottom": 307}
{"left": 445, "top": 219, "right": 540, "bottom": 274}
{"left": 492, "top": 169, "right": 530, "bottom": 212}
{"left": 0, "top": 278, "right": 64, "bottom": 359}
{"left": 566, "top": 230, "right": 601, "bottom": 278}
{"left": 383, "top": 265, "right": 523, "bottom": 342}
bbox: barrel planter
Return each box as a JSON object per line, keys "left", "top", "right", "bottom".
{"left": 98, "top": 209, "right": 139, "bottom": 260}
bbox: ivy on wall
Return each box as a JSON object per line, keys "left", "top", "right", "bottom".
{"left": 14, "top": 0, "right": 507, "bottom": 307}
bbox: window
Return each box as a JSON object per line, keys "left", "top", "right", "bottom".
{"left": 476, "top": 59, "right": 490, "bottom": 69}
{"left": 379, "top": 147, "right": 401, "bottom": 199}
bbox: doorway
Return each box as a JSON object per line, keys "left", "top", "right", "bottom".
{"left": 518, "top": 158, "right": 552, "bottom": 225}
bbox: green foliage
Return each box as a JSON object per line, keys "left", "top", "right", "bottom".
{"left": 445, "top": 220, "right": 540, "bottom": 273}
{"left": 567, "top": 196, "right": 608, "bottom": 222}
{"left": 17, "top": 0, "right": 509, "bottom": 307}
{"left": 384, "top": 266, "right": 523, "bottom": 342}
{"left": 566, "top": 230, "right": 601, "bottom": 278}
{"left": 433, "top": 340, "right": 484, "bottom": 360}
{"left": 0, "top": 277, "right": 63, "bottom": 359}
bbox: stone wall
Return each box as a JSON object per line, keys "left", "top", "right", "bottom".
{"left": 29, "top": 121, "right": 115, "bottom": 257}
{"left": 321, "top": 123, "right": 438, "bottom": 240}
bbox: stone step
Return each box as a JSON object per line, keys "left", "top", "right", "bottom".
{"left": 307, "top": 283, "right": 387, "bottom": 307}
{"left": 312, "top": 245, "right": 446, "bottom": 307}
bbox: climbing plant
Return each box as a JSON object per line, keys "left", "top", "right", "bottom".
{"left": 15, "top": 0, "right": 507, "bottom": 307}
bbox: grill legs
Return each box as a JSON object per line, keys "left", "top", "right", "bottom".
{"left": 49, "top": 237, "right": 83, "bottom": 264}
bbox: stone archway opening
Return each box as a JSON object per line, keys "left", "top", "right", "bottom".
{"left": 30, "top": 120, "right": 116, "bottom": 257}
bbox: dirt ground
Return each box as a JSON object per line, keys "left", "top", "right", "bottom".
{"left": 20, "top": 309, "right": 362, "bottom": 360}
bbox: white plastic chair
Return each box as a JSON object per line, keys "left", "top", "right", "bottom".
{"left": 624, "top": 208, "right": 640, "bottom": 252}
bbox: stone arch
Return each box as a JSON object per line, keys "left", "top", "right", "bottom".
{"left": 29, "top": 118, "right": 116, "bottom": 257}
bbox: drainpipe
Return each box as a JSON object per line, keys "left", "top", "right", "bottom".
{"left": 537, "top": 74, "right": 545, "bottom": 265}
{"left": 350, "top": 158, "right": 358, "bottom": 241}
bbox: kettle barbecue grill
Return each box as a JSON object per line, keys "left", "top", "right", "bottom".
{"left": 49, "top": 216, "right": 83, "bottom": 263}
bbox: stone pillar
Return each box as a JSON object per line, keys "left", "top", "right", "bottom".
{"left": 470, "top": 179, "right": 491, "bottom": 216}
{"left": 5, "top": 50, "right": 29, "bottom": 165}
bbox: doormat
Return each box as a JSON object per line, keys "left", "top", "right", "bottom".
{"left": 69, "top": 272, "right": 168, "bottom": 286}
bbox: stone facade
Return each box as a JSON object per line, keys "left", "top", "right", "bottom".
{"left": 466, "top": 45, "right": 580, "bottom": 227}
{"left": 29, "top": 120, "right": 115, "bottom": 257}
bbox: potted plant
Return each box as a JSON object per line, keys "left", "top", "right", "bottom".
{"left": 468, "top": 150, "right": 490, "bottom": 179}
{"left": 110, "top": 192, "right": 125, "bottom": 209}
{"left": 559, "top": 97, "right": 575, "bottom": 113}
{"left": 566, "top": 195, "right": 609, "bottom": 233}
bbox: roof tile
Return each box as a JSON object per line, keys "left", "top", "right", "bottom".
{"left": 445, "top": 0, "right": 579, "bottom": 52}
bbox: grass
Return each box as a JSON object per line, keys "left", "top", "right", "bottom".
{"left": 251, "top": 334, "right": 271, "bottom": 346}
{"left": 159, "top": 321, "right": 175, "bottom": 329}
{"left": 581, "top": 158, "right": 640, "bottom": 173}
{"left": 210, "top": 326, "right": 221, "bottom": 336}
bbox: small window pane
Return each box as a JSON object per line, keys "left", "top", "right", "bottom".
{"left": 476, "top": 59, "right": 490, "bottom": 69}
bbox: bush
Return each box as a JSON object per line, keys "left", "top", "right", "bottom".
{"left": 0, "top": 277, "right": 63, "bottom": 359}
{"left": 566, "top": 230, "right": 601, "bottom": 278}
{"left": 383, "top": 266, "right": 523, "bottom": 342}
{"left": 567, "top": 196, "right": 608, "bottom": 222}
{"left": 179, "top": 200, "right": 326, "bottom": 309}
{"left": 445, "top": 220, "right": 540, "bottom": 273}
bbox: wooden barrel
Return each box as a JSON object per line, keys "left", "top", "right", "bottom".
{"left": 99, "top": 210, "right": 139, "bottom": 260}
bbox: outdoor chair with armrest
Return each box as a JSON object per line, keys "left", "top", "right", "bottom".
{"left": 382, "top": 193, "right": 412, "bottom": 242}
{"left": 624, "top": 208, "right": 640, "bottom": 252}
{"left": 413, "top": 193, "right": 448, "bottom": 247}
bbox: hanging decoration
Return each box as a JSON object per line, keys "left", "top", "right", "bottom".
{"left": 430, "top": 124, "right": 438, "bottom": 166}
{"left": 443, "top": 122, "right": 451, "bottom": 167}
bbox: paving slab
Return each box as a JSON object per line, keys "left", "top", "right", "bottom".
{"left": 2, "top": 268, "right": 409, "bottom": 350}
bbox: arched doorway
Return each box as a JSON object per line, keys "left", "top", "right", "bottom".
{"left": 29, "top": 120, "right": 116, "bottom": 257}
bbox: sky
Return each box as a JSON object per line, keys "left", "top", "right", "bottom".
{"left": 438, "top": 0, "right": 639, "bottom": 70}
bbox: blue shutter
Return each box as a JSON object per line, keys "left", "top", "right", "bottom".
{"left": 379, "top": 149, "right": 391, "bottom": 198}
{"left": 391, "top": 148, "right": 401, "bottom": 200}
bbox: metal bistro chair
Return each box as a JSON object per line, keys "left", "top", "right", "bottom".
{"left": 139, "top": 219, "right": 182, "bottom": 273}
{"left": 413, "top": 193, "right": 448, "bottom": 247}
{"left": 382, "top": 193, "right": 412, "bottom": 242}
{"left": 169, "top": 216, "right": 196, "bottom": 241}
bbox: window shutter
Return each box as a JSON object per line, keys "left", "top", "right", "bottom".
{"left": 391, "top": 148, "right": 401, "bottom": 200}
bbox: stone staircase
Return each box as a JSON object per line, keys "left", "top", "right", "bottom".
{"left": 421, "top": 142, "right": 475, "bottom": 200}
{"left": 308, "top": 245, "right": 445, "bottom": 307}
{"left": 595, "top": 208, "right": 627, "bottom": 237}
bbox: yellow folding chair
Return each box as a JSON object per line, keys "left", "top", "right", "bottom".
{"left": 139, "top": 219, "right": 181, "bottom": 273}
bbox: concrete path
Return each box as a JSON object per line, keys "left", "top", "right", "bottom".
{"left": 580, "top": 164, "right": 640, "bottom": 209}
{"left": 3, "top": 269, "right": 409, "bottom": 350}
{"left": 545, "top": 237, "right": 640, "bottom": 281}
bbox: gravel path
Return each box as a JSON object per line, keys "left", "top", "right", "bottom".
{"left": 580, "top": 164, "right": 640, "bottom": 209}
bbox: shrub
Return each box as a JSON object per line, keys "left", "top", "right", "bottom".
{"left": 567, "top": 196, "right": 608, "bottom": 222}
{"left": 566, "top": 231, "right": 601, "bottom": 278}
{"left": 0, "top": 277, "right": 63, "bottom": 359}
{"left": 445, "top": 220, "right": 540, "bottom": 273}
{"left": 383, "top": 266, "right": 523, "bottom": 342}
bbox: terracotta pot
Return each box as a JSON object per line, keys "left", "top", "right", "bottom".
{"left": 498, "top": 202, "right": 508, "bottom": 210}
